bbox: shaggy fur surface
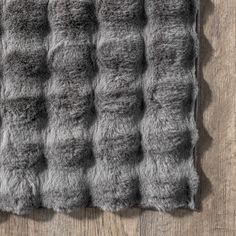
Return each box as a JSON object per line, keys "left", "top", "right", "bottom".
{"left": 0, "top": 0, "right": 199, "bottom": 214}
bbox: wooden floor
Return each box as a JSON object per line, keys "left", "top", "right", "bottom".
{"left": 0, "top": 0, "right": 235, "bottom": 235}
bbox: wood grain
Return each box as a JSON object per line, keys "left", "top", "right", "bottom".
{"left": 0, "top": 0, "right": 235, "bottom": 235}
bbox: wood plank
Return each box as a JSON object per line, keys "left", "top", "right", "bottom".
{"left": 10, "top": 208, "right": 141, "bottom": 236}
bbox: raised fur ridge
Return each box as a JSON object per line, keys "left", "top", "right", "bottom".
{"left": 0, "top": 0, "right": 199, "bottom": 214}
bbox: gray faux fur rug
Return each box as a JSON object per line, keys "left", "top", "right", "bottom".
{"left": 0, "top": 0, "right": 199, "bottom": 214}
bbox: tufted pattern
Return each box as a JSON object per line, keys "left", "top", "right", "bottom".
{"left": 0, "top": 0, "right": 199, "bottom": 214}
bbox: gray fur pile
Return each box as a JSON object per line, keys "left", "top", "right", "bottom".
{"left": 0, "top": 0, "right": 199, "bottom": 214}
